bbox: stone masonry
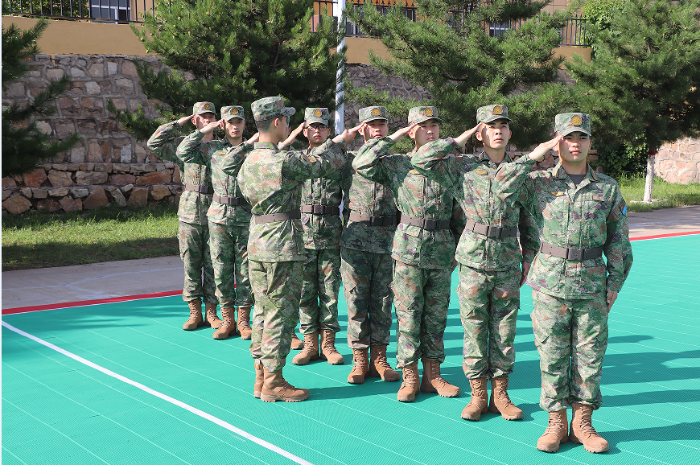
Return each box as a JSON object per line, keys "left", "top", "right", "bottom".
{"left": 655, "top": 137, "right": 700, "bottom": 184}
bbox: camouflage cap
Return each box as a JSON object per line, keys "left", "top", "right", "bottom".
{"left": 555, "top": 113, "right": 591, "bottom": 136}
{"left": 193, "top": 101, "right": 216, "bottom": 116}
{"left": 251, "top": 96, "right": 296, "bottom": 121}
{"left": 304, "top": 108, "right": 330, "bottom": 126}
{"left": 476, "top": 104, "right": 511, "bottom": 124}
{"left": 408, "top": 106, "right": 443, "bottom": 125}
{"left": 359, "top": 106, "right": 388, "bottom": 123}
{"left": 221, "top": 105, "right": 245, "bottom": 121}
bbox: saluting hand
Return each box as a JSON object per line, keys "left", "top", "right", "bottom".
{"left": 248, "top": 132, "right": 260, "bottom": 144}
{"left": 280, "top": 122, "right": 305, "bottom": 148}
{"left": 200, "top": 119, "right": 222, "bottom": 135}
{"left": 177, "top": 114, "right": 195, "bottom": 126}
{"left": 454, "top": 123, "right": 484, "bottom": 148}
{"left": 333, "top": 123, "right": 363, "bottom": 144}
{"left": 389, "top": 122, "right": 418, "bottom": 142}
{"left": 528, "top": 135, "right": 562, "bottom": 162}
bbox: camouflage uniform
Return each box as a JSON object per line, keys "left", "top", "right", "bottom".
{"left": 353, "top": 109, "right": 462, "bottom": 369}
{"left": 234, "top": 97, "right": 347, "bottom": 373}
{"left": 146, "top": 102, "right": 217, "bottom": 305}
{"left": 176, "top": 106, "right": 254, "bottom": 311}
{"left": 411, "top": 105, "right": 537, "bottom": 381}
{"left": 520, "top": 114, "right": 633, "bottom": 412}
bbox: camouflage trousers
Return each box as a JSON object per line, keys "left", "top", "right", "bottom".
{"left": 531, "top": 289, "right": 608, "bottom": 412}
{"left": 340, "top": 247, "right": 394, "bottom": 349}
{"left": 393, "top": 261, "right": 451, "bottom": 368}
{"left": 249, "top": 260, "right": 303, "bottom": 373}
{"left": 299, "top": 248, "right": 341, "bottom": 334}
{"left": 458, "top": 264, "right": 520, "bottom": 379}
{"left": 178, "top": 221, "right": 216, "bottom": 304}
{"left": 208, "top": 221, "right": 253, "bottom": 309}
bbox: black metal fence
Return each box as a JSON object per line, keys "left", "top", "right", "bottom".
{"left": 4, "top": 0, "right": 586, "bottom": 46}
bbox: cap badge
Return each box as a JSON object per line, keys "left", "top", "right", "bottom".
{"left": 231, "top": 108, "right": 238, "bottom": 115}
{"left": 494, "top": 106, "right": 503, "bottom": 115}
{"left": 314, "top": 109, "right": 323, "bottom": 117}
{"left": 204, "top": 104, "right": 211, "bottom": 110}
{"left": 425, "top": 108, "right": 434, "bottom": 116}
{"left": 571, "top": 115, "right": 582, "bottom": 126}
{"left": 372, "top": 108, "right": 381, "bottom": 116}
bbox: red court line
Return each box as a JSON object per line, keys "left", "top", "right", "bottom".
{"left": 631, "top": 230, "right": 700, "bottom": 241}
{"left": 2, "top": 290, "right": 182, "bottom": 316}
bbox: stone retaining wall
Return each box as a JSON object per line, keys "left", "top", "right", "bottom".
{"left": 655, "top": 137, "right": 700, "bottom": 184}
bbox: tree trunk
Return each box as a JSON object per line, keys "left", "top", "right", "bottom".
{"left": 642, "top": 151, "right": 656, "bottom": 203}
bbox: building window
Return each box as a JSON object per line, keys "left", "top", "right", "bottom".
{"left": 91, "top": 0, "right": 130, "bottom": 22}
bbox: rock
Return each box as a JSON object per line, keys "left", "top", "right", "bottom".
{"left": 120, "top": 145, "right": 132, "bottom": 163}
{"left": 31, "top": 188, "right": 48, "bottom": 199}
{"left": 83, "top": 187, "right": 109, "bottom": 209}
{"left": 22, "top": 168, "right": 48, "bottom": 187}
{"left": 151, "top": 185, "right": 171, "bottom": 200}
{"left": 111, "top": 188, "right": 127, "bottom": 207}
{"left": 3, "top": 178, "right": 17, "bottom": 188}
{"left": 136, "top": 170, "right": 172, "bottom": 184}
{"left": 85, "top": 81, "right": 101, "bottom": 94}
{"left": 3, "top": 195, "right": 32, "bottom": 214}
{"left": 75, "top": 171, "right": 109, "bottom": 185}
{"left": 69, "top": 188, "right": 90, "bottom": 198}
{"left": 46, "top": 68, "right": 65, "bottom": 79}
{"left": 3, "top": 190, "right": 13, "bottom": 201}
{"left": 48, "top": 170, "right": 74, "bottom": 187}
{"left": 88, "top": 64, "right": 104, "bottom": 77}
{"left": 93, "top": 163, "right": 112, "bottom": 173}
{"left": 111, "top": 174, "right": 136, "bottom": 185}
{"left": 60, "top": 196, "right": 82, "bottom": 212}
{"left": 121, "top": 183, "right": 134, "bottom": 193}
{"left": 21, "top": 188, "right": 33, "bottom": 198}
{"left": 127, "top": 187, "right": 148, "bottom": 207}
{"left": 121, "top": 60, "right": 138, "bottom": 77}
{"left": 36, "top": 121, "right": 52, "bottom": 135}
{"left": 48, "top": 187, "right": 70, "bottom": 197}
{"left": 116, "top": 78, "right": 134, "bottom": 92}
{"left": 36, "top": 199, "right": 61, "bottom": 212}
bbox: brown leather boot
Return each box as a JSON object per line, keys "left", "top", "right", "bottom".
{"left": 253, "top": 361, "right": 264, "bottom": 399}
{"left": 368, "top": 345, "right": 400, "bottom": 382}
{"left": 213, "top": 307, "right": 237, "bottom": 340}
{"left": 237, "top": 306, "right": 252, "bottom": 340}
{"left": 461, "top": 378, "right": 488, "bottom": 420}
{"left": 204, "top": 301, "right": 223, "bottom": 329}
{"left": 320, "top": 330, "right": 345, "bottom": 365}
{"left": 347, "top": 348, "right": 369, "bottom": 384}
{"left": 397, "top": 362, "right": 420, "bottom": 402}
{"left": 569, "top": 403, "right": 609, "bottom": 453}
{"left": 260, "top": 367, "right": 310, "bottom": 402}
{"left": 537, "top": 409, "right": 569, "bottom": 453}
{"left": 420, "top": 359, "right": 460, "bottom": 397}
{"left": 488, "top": 375, "right": 523, "bottom": 420}
{"left": 183, "top": 299, "right": 204, "bottom": 330}
{"left": 292, "top": 331, "right": 320, "bottom": 365}
{"left": 291, "top": 329, "right": 304, "bottom": 350}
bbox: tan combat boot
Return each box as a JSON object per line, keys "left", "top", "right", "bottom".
{"left": 347, "top": 348, "right": 369, "bottom": 384}
{"left": 260, "top": 367, "right": 310, "bottom": 402}
{"left": 183, "top": 298, "right": 204, "bottom": 330}
{"left": 368, "top": 345, "right": 400, "bottom": 382}
{"left": 253, "top": 361, "right": 264, "bottom": 399}
{"left": 537, "top": 409, "right": 569, "bottom": 453}
{"left": 397, "top": 362, "right": 420, "bottom": 402}
{"left": 213, "top": 307, "right": 237, "bottom": 340}
{"left": 204, "top": 301, "right": 223, "bottom": 329}
{"left": 320, "top": 330, "right": 345, "bottom": 365}
{"left": 420, "top": 359, "right": 461, "bottom": 397}
{"left": 461, "top": 378, "right": 488, "bottom": 421}
{"left": 237, "top": 306, "right": 252, "bottom": 340}
{"left": 292, "top": 331, "right": 320, "bottom": 365}
{"left": 291, "top": 329, "right": 304, "bottom": 350}
{"left": 569, "top": 403, "right": 609, "bottom": 453}
{"left": 488, "top": 375, "right": 523, "bottom": 420}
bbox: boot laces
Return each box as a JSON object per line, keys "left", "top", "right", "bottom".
{"left": 576, "top": 407, "right": 599, "bottom": 436}
{"left": 545, "top": 412, "right": 566, "bottom": 434}
{"left": 375, "top": 353, "right": 392, "bottom": 370}
{"left": 354, "top": 351, "right": 368, "bottom": 370}
{"left": 495, "top": 378, "right": 514, "bottom": 405}
{"left": 323, "top": 332, "right": 339, "bottom": 353}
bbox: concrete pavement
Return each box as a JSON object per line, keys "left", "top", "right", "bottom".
{"left": 3, "top": 205, "right": 699, "bottom": 310}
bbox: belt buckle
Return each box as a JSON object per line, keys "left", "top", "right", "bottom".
{"left": 486, "top": 226, "right": 501, "bottom": 238}
{"left": 567, "top": 248, "right": 583, "bottom": 261}
{"left": 424, "top": 218, "right": 437, "bottom": 230}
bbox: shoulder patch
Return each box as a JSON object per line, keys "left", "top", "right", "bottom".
{"left": 551, "top": 191, "right": 565, "bottom": 196}
{"left": 475, "top": 169, "right": 488, "bottom": 175}
{"left": 409, "top": 169, "right": 420, "bottom": 175}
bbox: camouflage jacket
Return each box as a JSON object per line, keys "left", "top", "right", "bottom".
{"left": 176, "top": 130, "right": 252, "bottom": 227}
{"left": 519, "top": 164, "right": 633, "bottom": 299}
{"left": 340, "top": 151, "right": 398, "bottom": 254}
{"left": 234, "top": 139, "right": 347, "bottom": 262}
{"left": 412, "top": 139, "right": 536, "bottom": 272}
{"left": 353, "top": 138, "right": 462, "bottom": 270}
{"left": 147, "top": 121, "right": 212, "bottom": 225}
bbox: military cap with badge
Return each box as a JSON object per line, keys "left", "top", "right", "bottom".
{"left": 193, "top": 101, "right": 217, "bottom": 116}
{"left": 221, "top": 105, "right": 246, "bottom": 121}
{"left": 555, "top": 113, "right": 591, "bottom": 136}
{"left": 408, "top": 106, "right": 443, "bottom": 125}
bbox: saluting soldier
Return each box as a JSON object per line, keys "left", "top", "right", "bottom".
{"left": 147, "top": 102, "right": 220, "bottom": 331}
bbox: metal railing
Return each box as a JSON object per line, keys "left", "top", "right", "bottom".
{"left": 4, "top": 0, "right": 586, "bottom": 46}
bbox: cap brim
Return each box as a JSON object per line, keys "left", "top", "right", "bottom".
{"left": 480, "top": 116, "right": 511, "bottom": 124}
{"left": 411, "top": 116, "right": 443, "bottom": 125}
{"left": 362, "top": 116, "right": 388, "bottom": 123}
{"left": 224, "top": 115, "right": 245, "bottom": 121}
{"left": 305, "top": 117, "right": 329, "bottom": 125}
{"left": 558, "top": 127, "right": 591, "bottom": 137}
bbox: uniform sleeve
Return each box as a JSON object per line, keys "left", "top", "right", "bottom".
{"left": 604, "top": 187, "right": 633, "bottom": 293}
{"left": 176, "top": 130, "right": 210, "bottom": 165}
{"left": 351, "top": 138, "right": 396, "bottom": 185}
{"left": 147, "top": 122, "right": 181, "bottom": 165}
{"left": 492, "top": 155, "right": 537, "bottom": 193}
{"left": 518, "top": 175, "right": 540, "bottom": 264}
{"left": 219, "top": 142, "right": 254, "bottom": 177}
{"left": 283, "top": 139, "right": 347, "bottom": 181}
{"left": 411, "top": 137, "right": 463, "bottom": 192}
{"left": 450, "top": 198, "right": 466, "bottom": 248}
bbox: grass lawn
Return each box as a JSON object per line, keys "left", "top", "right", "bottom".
{"left": 619, "top": 175, "right": 700, "bottom": 212}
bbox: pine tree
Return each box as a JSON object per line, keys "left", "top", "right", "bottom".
{"left": 567, "top": 0, "right": 700, "bottom": 201}
{"left": 110, "top": 0, "right": 345, "bottom": 140}
{"left": 2, "top": 19, "right": 80, "bottom": 178}
{"left": 348, "top": 0, "right": 574, "bottom": 151}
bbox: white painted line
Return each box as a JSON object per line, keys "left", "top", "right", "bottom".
{"left": 2, "top": 321, "right": 313, "bottom": 465}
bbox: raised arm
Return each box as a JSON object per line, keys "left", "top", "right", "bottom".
{"left": 176, "top": 120, "right": 220, "bottom": 165}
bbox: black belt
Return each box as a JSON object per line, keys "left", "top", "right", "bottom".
{"left": 348, "top": 212, "right": 397, "bottom": 227}
{"left": 213, "top": 194, "right": 248, "bottom": 207}
{"left": 253, "top": 210, "right": 301, "bottom": 224}
{"left": 185, "top": 184, "right": 213, "bottom": 195}
{"left": 301, "top": 204, "right": 340, "bottom": 215}
{"left": 400, "top": 214, "right": 450, "bottom": 231}
{"left": 465, "top": 219, "right": 518, "bottom": 238}
{"left": 540, "top": 243, "right": 603, "bottom": 261}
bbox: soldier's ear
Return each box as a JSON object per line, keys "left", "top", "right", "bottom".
{"left": 475, "top": 129, "right": 483, "bottom": 142}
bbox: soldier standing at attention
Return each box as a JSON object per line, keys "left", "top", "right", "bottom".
{"left": 353, "top": 106, "right": 464, "bottom": 402}
{"left": 411, "top": 105, "right": 552, "bottom": 421}
{"left": 176, "top": 106, "right": 257, "bottom": 341}
{"left": 342, "top": 106, "right": 401, "bottom": 385}
{"left": 236, "top": 96, "right": 359, "bottom": 402}
{"left": 147, "top": 102, "right": 221, "bottom": 331}
{"left": 520, "top": 113, "right": 633, "bottom": 454}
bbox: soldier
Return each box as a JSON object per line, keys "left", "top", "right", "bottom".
{"left": 519, "top": 113, "right": 633, "bottom": 453}
{"left": 147, "top": 102, "right": 220, "bottom": 331}
{"left": 176, "top": 105, "right": 257, "bottom": 341}
{"left": 342, "top": 106, "right": 401, "bottom": 385}
{"left": 411, "top": 105, "right": 551, "bottom": 421}
{"left": 234, "top": 96, "right": 359, "bottom": 402}
{"left": 281, "top": 108, "right": 346, "bottom": 366}
{"left": 353, "top": 106, "right": 464, "bottom": 402}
